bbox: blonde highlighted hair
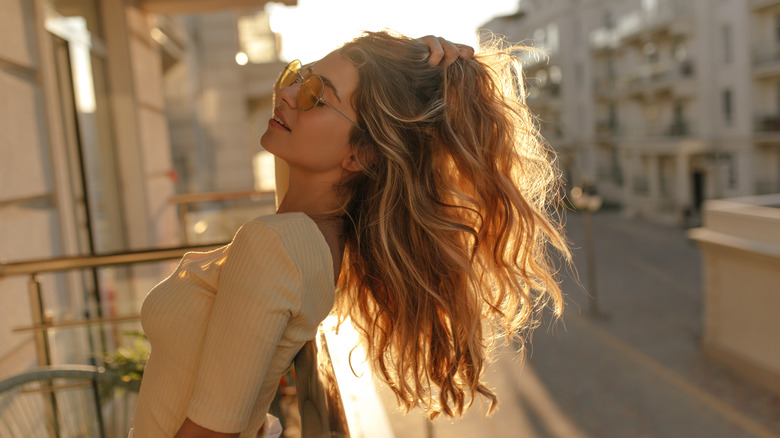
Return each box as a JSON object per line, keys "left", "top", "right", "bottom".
{"left": 335, "top": 31, "right": 569, "bottom": 418}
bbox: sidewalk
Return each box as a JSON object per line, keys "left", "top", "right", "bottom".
{"left": 374, "top": 211, "right": 780, "bottom": 438}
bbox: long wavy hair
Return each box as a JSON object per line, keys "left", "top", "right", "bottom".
{"left": 334, "top": 31, "right": 569, "bottom": 419}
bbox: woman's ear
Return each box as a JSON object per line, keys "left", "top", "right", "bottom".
{"left": 341, "top": 153, "right": 363, "bottom": 173}
{"left": 342, "top": 142, "right": 374, "bottom": 173}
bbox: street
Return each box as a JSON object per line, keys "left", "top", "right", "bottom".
{"left": 376, "top": 211, "right": 780, "bottom": 438}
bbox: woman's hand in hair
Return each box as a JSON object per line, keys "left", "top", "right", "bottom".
{"left": 420, "top": 35, "right": 475, "bottom": 67}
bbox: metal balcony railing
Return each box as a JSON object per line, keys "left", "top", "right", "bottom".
{"left": 592, "top": 61, "right": 695, "bottom": 99}
{"left": 617, "top": 2, "right": 692, "bottom": 41}
{"left": 754, "top": 114, "right": 780, "bottom": 132}
{"left": 591, "top": 2, "right": 693, "bottom": 51}
{"left": 0, "top": 365, "right": 139, "bottom": 438}
{"left": 169, "top": 189, "right": 276, "bottom": 244}
{"left": 752, "top": 43, "right": 780, "bottom": 67}
{"left": 595, "top": 119, "right": 692, "bottom": 139}
{"left": 0, "top": 244, "right": 352, "bottom": 438}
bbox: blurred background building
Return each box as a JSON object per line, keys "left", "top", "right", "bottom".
{"left": 0, "top": 0, "right": 288, "bottom": 382}
{"left": 483, "top": 0, "right": 780, "bottom": 225}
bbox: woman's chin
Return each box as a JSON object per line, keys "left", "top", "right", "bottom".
{"left": 259, "top": 131, "right": 277, "bottom": 153}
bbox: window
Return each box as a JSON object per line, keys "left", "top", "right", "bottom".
{"left": 727, "top": 154, "right": 737, "bottom": 190}
{"left": 642, "top": 0, "right": 658, "bottom": 12}
{"left": 633, "top": 156, "right": 650, "bottom": 195}
{"left": 575, "top": 61, "right": 583, "bottom": 87}
{"left": 775, "top": 82, "right": 780, "bottom": 114}
{"left": 671, "top": 101, "right": 686, "bottom": 135}
{"left": 608, "top": 104, "right": 618, "bottom": 131}
{"left": 547, "top": 23, "right": 560, "bottom": 53}
{"left": 674, "top": 101, "right": 684, "bottom": 122}
{"left": 658, "top": 156, "right": 674, "bottom": 197}
{"left": 775, "top": 15, "right": 780, "bottom": 43}
{"left": 606, "top": 57, "right": 616, "bottom": 80}
{"left": 533, "top": 27, "right": 546, "bottom": 49}
{"left": 643, "top": 42, "right": 658, "bottom": 64}
{"left": 723, "top": 89, "right": 733, "bottom": 124}
{"left": 549, "top": 65, "right": 563, "bottom": 85}
{"left": 238, "top": 11, "right": 278, "bottom": 64}
{"left": 723, "top": 24, "right": 732, "bottom": 63}
{"left": 673, "top": 38, "right": 688, "bottom": 62}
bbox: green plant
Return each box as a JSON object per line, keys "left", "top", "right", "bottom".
{"left": 102, "top": 331, "right": 150, "bottom": 383}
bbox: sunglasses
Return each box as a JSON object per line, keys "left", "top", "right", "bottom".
{"left": 276, "top": 59, "right": 362, "bottom": 130}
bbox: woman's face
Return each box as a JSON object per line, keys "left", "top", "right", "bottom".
{"left": 260, "top": 52, "right": 359, "bottom": 177}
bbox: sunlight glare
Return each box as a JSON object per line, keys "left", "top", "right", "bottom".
{"left": 235, "top": 51, "right": 249, "bottom": 65}
{"left": 267, "top": 0, "right": 519, "bottom": 63}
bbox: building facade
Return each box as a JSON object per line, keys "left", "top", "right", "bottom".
{"left": 483, "top": 0, "right": 780, "bottom": 224}
{"left": 0, "top": 0, "right": 287, "bottom": 378}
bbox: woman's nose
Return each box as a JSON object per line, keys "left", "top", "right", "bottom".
{"left": 276, "top": 83, "right": 299, "bottom": 109}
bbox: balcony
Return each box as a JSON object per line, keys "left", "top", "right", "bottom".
{"left": 754, "top": 114, "right": 780, "bottom": 142}
{"left": 590, "top": 27, "right": 619, "bottom": 53}
{"left": 592, "top": 61, "right": 696, "bottom": 101}
{"left": 622, "top": 61, "right": 696, "bottom": 96}
{"left": 756, "top": 179, "right": 780, "bottom": 194}
{"left": 596, "top": 120, "right": 619, "bottom": 140}
{"left": 755, "top": 114, "right": 780, "bottom": 131}
{"left": 750, "top": 0, "right": 780, "bottom": 12}
{"left": 139, "top": 0, "right": 295, "bottom": 14}
{"left": 539, "top": 119, "right": 564, "bottom": 142}
{"left": 752, "top": 43, "right": 780, "bottom": 78}
{"left": 632, "top": 175, "right": 650, "bottom": 195}
{"left": 525, "top": 82, "right": 562, "bottom": 109}
{"left": 593, "top": 76, "right": 620, "bottom": 100}
{"left": 617, "top": 2, "right": 694, "bottom": 44}
{"left": 520, "top": 50, "right": 552, "bottom": 72}
{"left": 0, "top": 242, "right": 372, "bottom": 437}
{"left": 614, "top": 119, "right": 694, "bottom": 142}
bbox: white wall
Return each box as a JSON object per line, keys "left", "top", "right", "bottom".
{"left": 0, "top": 0, "right": 181, "bottom": 377}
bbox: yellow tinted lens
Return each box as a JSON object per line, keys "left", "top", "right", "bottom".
{"left": 278, "top": 60, "right": 302, "bottom": 89}
{"left": 298, "top": 75, "right": 323, "bottom": 111}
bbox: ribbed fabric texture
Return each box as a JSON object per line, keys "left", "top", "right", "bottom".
{"left": 132, "top": 213, "right": 334, "bottom": 437}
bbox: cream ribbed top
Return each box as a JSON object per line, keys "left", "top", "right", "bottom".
{"left": 132, "top": 213, "right": 334, "bottom": 437}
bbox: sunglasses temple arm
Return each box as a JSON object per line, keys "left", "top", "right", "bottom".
{"left": 322, "top": 100, "right": 363, "bottom": 130}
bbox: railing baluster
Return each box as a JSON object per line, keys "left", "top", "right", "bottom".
{"left": 28, "top": 275, "right": 59, "bottom": 437}
{"left": 28, "top": 275, "right": 51, "bottom": 368}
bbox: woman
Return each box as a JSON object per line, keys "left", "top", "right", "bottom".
{"left": 132, "top": 32, "right": 568, "bottom": 437}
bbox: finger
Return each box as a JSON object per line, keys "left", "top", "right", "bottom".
{"left": 439, "top": 37, "right": 460, "bottom": 67}
{"left": 422, "top": 35, "right": 446, "bottom": 66}
{"left": 457, "top": 44, "right": 475, "bottom": 59}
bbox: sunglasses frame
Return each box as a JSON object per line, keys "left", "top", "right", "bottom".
{"left": 277, "top": 60, "right": 362, "bottom": 130}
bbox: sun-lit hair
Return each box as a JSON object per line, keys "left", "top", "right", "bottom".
{"left": 334, "top": 31, "right": 570, "bottom": 419}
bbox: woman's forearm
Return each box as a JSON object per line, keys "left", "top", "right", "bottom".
{"left": 173, "top": 418, "right": 239, "bottom": 438}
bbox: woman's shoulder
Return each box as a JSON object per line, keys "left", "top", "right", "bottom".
{"left": 239, "top": 213, "right": 330, "bottom": 263}
{"left": 244, "top": 212, "right": 315, "bottom": 233}
{"left": 239, "top": 213, "right": 334, "bottom": 310}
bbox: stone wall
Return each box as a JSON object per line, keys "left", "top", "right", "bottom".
{"left": 689, "top": 194, "right": 780, "bottom": 394}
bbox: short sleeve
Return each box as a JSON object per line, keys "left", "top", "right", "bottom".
{"left": 186, "top": 221, "right": 302, "bottom": 432}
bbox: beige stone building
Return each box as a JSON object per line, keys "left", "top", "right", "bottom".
{"left": 0, "top": 0, "right": 288, "bottom": 378}
{"left": 482, "top": 0, "right": 780, "bottom": 224}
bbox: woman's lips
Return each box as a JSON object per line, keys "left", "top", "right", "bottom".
{"left": 272, "top": 109, "right": 291, "bottom": 132}
{"left": 269, "top": 117, "right": 290, "bottom": 132}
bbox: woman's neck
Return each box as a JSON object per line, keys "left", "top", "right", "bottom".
{"left": 276, "top": 177, "right": 343, "bottom": 220}
{"left": 277, "top": 176, "right": 346, "bottom": 283}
